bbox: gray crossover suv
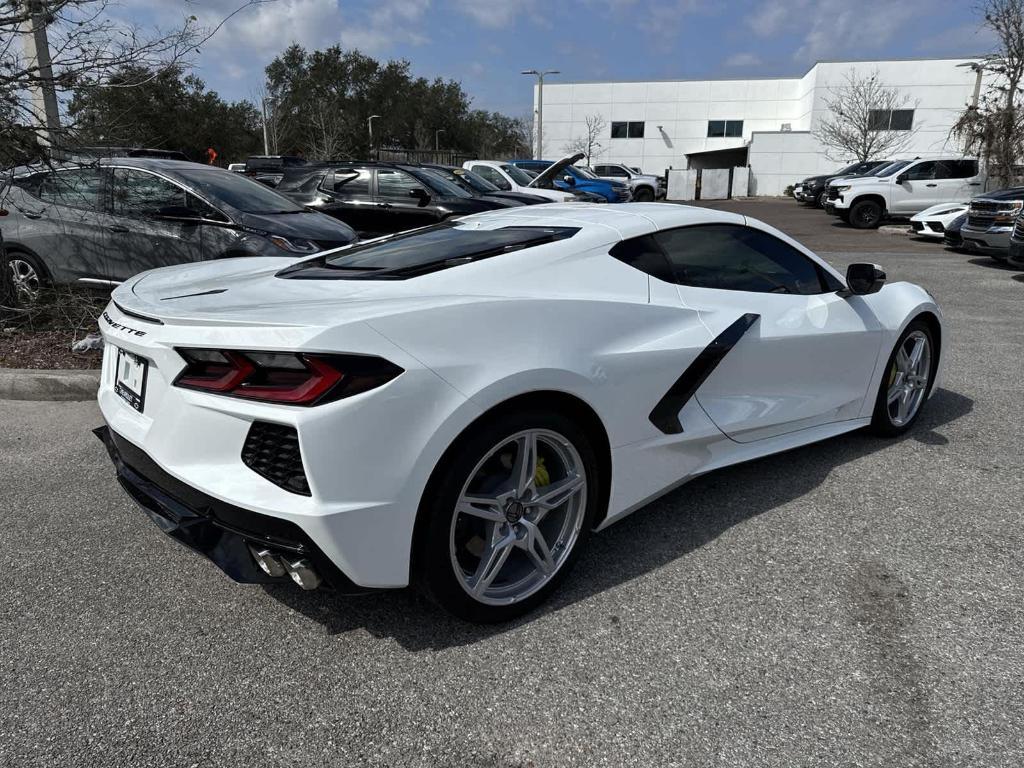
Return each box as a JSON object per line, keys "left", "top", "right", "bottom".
{"left": 1, "top": 158, "right": 357, "bottom": 301}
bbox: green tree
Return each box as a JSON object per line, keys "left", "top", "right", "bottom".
{"left": 264, "top": 45, "right": 528, "bottom": 159}
{"left": 68, "top": 65, "right": 262, "bottom": 164}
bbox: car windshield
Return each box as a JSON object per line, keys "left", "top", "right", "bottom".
{"left": 407, "top": 168, "right": 473, "bottom": 198}
{"left": 873, "top": 160, "right": 911, "bottom": 177}
{"left": 835, "top": 162, "right": 867, "bottom": 175}
{"left": 454, "top": 168, "right": 500, "bottom": 192}
{"left": 573, "top": 166, "right": 599, "bottom": 180}
{"left": 177, "top": 168, "right": 303, "bottom": 214}
{"left": 282, "top": 223, "right": 580, "bottom": 278}
{"left": 500, "top": 164, "right": 536, "bottom": 186}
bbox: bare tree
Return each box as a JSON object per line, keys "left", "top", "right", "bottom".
{"left": 0, "top": 0, "right": 269, "bottom": 164}
{"left": 563, "top": 114, "right": 607, "bottom": 165}
{"left": 1, "top": 1, "right": 268, "bottom": 312}
{"left": 952, "top": 0, "right": 1024, "bottom": 187}
{"left": 515, "top": 112, "right": 535, "bottom": 157}
{"left": 812, "top": 68, "right": 920, "bottom": 162}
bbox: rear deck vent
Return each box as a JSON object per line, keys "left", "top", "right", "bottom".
{"left": 241, "top": 422, "right": 311, "bottom": 496}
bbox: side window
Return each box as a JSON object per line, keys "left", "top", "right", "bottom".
{"left": 602, "top": 165, "right": 627, "bottom": 177}
{"left": 471, "top": 165, "right": 511, "bottom": 190}
{"left": 902, "top": 161, "right": 937, "bottom": 181}
{"left": 330, "top": 169, "right": 371, "bottom": 197}
{"left": 609, "top": 234, "right": 675, "bottom": 283}
{"left": 653, "top": 224, "right": 828, "bottom": 295}
{"left": 944, "top": 160, "right": 978, "bottom": 179}
{"left": 376, "top": 169, "right": 427, "bottom": 199}
{"left": 36, "top": 169, "right": 104, "bottom": 210}
{"left": 111, "top": 169, "right": 187, "bottom": 216}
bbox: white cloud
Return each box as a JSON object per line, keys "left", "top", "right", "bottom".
{"left": 451, "top": 0, "right": 540, "bottom": 29}
{"left": 339, "top": 0, "right": 432, "bottom": 53}
{"left": 724, "top": 52, "right": 762, "bottom": 68}
{"left": 746, "top": 0, "right": 796, "bottom": 38}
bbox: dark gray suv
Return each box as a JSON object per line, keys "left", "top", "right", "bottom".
{"left": 1, "top": 158, "right": 357, "bottom": 301}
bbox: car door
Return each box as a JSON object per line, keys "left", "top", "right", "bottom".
{"left": 33, "top": 167, "right": 114, "bottom": 283}
{"left": 107, "top": 168, "right": 206, "bottom": 281}
{"left": 375, "top": 168, "right": 440, "bottom": 232}
{"left": 889, "top": 160, "right": 940, "bottom": 214}
{"left": 317, "top": 168, "right": 384, "bottom": 235}
{"left": 653, "top": 223, "right": 883, "bottom": 442}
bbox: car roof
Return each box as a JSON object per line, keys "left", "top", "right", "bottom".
{"left": 452, "top": 202, "right": 744, "bottom": 240}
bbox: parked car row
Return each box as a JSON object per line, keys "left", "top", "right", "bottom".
{"left": 1, "top": 151, "right": 657, "bottom": 301}
{"left": 792, "top": 156, "right": 1024, "bottom": 266}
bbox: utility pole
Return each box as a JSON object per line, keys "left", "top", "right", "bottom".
{"left": 20, "top": 0, "right": 61, "bottom": 149}
{"left": 261, "top": 98, "right": 271, "bottom": 155}
{"left": 521, "top": 69, "right": 559, "bottom": 160}
{"left": 368, "top": 114, "right": 381, "bottom": 159}
{"left": 435, "top": 128, "right": 445, "bottom": 152}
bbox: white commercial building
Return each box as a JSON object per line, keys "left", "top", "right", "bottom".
{"left": 534, "top": 58, "right": 987, "bottom": 197}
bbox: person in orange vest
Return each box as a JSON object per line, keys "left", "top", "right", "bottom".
{"left": 206, "top": 147, "right": 218, "bottom": 165}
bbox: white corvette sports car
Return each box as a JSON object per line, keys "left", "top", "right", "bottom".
{"left": 95, "top": 203, "right": 944, "bottom": 622}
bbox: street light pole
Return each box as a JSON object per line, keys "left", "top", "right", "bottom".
{"left": 522, "top": 69, "right": 559, "bottom": 160}
{"left": 435, "top": 128, "right": 446, "bottom": 152}
{"left": 261, "top": 98, "right": 271, "bottom": 155}
{"left": 368, "top": 114, "right": 382, "bottom": 158}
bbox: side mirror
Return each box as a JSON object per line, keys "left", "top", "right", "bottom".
{"left": 844, "top": 263, "right": 886, "bottom": 295}
{"left": 562, "top": 174, "right": 576, "bottom": 186}
{"left": 408, "top": 188, "right": 430, "bottom": 205}
{"left": 153, "top": 205, "right": 201, "bottom": 221}
{"left": 896, "top": 174, "right": 908, "bottom": 184}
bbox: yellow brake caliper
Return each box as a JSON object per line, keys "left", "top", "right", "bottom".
{"left": 534, "top": 456, "right": 550, "bottom": 488}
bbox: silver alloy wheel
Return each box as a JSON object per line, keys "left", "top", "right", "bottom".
{"left": 449, "top": 429, "right": 587, "bottom": 606}
{"left": 886, "top": 330, "right": 932, "bottom": 427}
{"left": 8, "top": 258, "right": 41, "bottom": 302}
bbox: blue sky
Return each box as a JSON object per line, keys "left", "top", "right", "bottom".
{"left": 122, "top": 0, "right": 994, "bottom": 116}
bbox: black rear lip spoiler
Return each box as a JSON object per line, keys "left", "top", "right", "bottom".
{"left": 93, "top": 424, "right": 370, "bottom": 594}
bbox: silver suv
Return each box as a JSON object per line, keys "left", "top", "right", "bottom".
{"left": 591, "top": 163, "right": 665, "bottom": 202}
{"left": 1, "top": 157, "right": 357, "bottom": 302}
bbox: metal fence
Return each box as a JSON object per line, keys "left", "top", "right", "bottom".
{"left": 373, "top": 148, "right": 477, "bottom": 166}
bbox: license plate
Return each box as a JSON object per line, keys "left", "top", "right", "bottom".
{"left": 114, "top": 348, "right": 148, "bottom": 412}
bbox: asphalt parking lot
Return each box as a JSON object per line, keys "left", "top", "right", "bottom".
{"left": 2, "top": 199, "right": 1023, "bottom": 768}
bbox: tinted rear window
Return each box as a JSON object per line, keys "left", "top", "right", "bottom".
{"left": 279, "top": 223, "right": 579, "bottom": 280}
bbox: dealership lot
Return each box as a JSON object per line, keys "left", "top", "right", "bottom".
{"left": 2, "top": 200, "right": 1023, "bottom": 767}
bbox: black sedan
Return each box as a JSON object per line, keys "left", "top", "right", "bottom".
{"left": 275, "top": 162, "right": 517, "bottom": 237}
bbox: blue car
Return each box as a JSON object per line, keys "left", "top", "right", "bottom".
{"left": 511, "top": 153, "right": 631, "bottom": 202}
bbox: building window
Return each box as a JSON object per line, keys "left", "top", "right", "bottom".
{"left": 707, "top": 120, "right": 743, "bottom": 138}
{"left": 868, "top": 109, "right": 914, "bottom": 131}
{"left": 611, "top": 121, "right": 645, "bottom": 139}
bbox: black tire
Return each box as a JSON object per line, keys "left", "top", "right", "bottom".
{"left": 849, "top": 199, "right": 884, "bottom": 229}
{"left": 416, "top": 408, "right": 599, "bottom": 623}
{"left": 3, "top": 248, "right": 49, "bottom": 305}
{"left": 632, "top": 186, "right": 655, "bottom": 202}
{"left": 814, "top": 190, "right": 827, "bottom": 209}
{"left": 869, "top": 319, "right": 937, "bottom": 437}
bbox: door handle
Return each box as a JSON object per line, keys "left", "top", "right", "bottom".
{"left": 968, "top": 182, "right": 982, "bottom": 186}
{"left": 107, "top": 225, "right": 130, "bottom": 233}
{"left": 925, "top": 183, "right": 938, "bottom": 187}
{"left": 23, "top": 211, "right": 43, "bottom": 219}
{"left": 378, "top": 203, "right": 393, "bottom": 209}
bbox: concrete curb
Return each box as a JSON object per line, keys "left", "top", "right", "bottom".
{"left": 878, "top": 225, "right": 911, "bottom": 236}
{"left": 0, "top": 368, "right": 100, "bottom": 402}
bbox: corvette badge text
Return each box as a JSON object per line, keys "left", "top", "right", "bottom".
{"left": 102, "top": 311, "right": 147, "bottom": 337}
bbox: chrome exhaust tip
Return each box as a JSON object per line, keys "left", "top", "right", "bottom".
{"left": 283, "top": 557, "right": 322, "bottom": 590}
{"left": 249, "top": 545, "right": 286, "bottom": 578}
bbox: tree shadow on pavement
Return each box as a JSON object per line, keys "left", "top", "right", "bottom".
{"left": 263, "top": 387, "right": 974, "bottom": 650}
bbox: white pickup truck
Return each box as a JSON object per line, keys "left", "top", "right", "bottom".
{"left": 826, "top": 158, "right": 984, "bottom": 228}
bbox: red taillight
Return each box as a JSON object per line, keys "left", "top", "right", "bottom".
{"left": 173, "top": 349, "right": 402, "bottom": 406}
